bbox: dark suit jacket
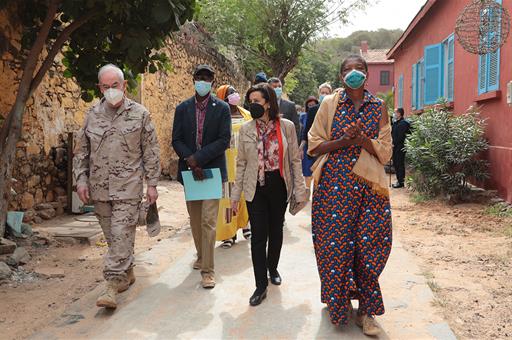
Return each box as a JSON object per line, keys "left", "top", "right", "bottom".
{"left": 172, "top": 95, "right": 231, "bottom": 184}
{"left": 279, "top": 99, "right": 300, "bottom": 143}
{"left": 392, "top": 118, "right": 411, "bottom": 152}
{"left": 302, "top": 104, "right": 320, "bottom": 143}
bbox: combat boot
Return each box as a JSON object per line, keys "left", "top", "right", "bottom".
{"left": 96, "top": 280, "right": 118, "bottom": 309}
{"left": 118, "top": 268, "right": 136, "bottom": 293}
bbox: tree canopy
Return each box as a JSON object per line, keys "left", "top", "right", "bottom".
{"left": 196, "top": 0, "right": 372, "bottom": 81}
{"left": 0, "top": 0, "right": 196, "bottom": 235}
{"left": 286, "top": 28, "right": 403, "bottom": 105}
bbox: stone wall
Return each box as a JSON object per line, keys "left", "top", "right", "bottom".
{"left": 0, "top": 6, "right": 249, "bottom": 222}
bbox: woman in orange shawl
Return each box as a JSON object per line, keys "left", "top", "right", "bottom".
{"left": 216, "top": 85, "right": 252, "bottom": 248}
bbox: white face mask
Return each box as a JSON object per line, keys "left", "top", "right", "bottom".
{"left": 104, "top": 88, "right": 124, "bottom": 106}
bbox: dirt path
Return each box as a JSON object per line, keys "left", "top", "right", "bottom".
{"left": 1, "top": 181, "right": 510, "bottom": 339}
{"left": 391, "top": 189, "right": 512, "bottom": 340}
{"left": 0, "top": 180, "right": 188, "bottom": 340}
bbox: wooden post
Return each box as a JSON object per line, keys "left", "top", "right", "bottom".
{"left": 66, "top": 132, "right": 73, "bottom": 212}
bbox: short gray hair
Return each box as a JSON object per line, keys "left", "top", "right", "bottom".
{"left": 98, "top": 64, "right": 124, "bottom": 82}
{"left": 318, "top": 82, "right": 332, "bottom": 92}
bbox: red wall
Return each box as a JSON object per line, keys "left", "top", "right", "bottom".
{"left": 367, "top": 63, "right": 394, "bottom": 95}
{"left": 392, "top": 0, "right": 512, "bottom": 202}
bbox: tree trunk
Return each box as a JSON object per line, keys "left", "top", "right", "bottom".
{"left": 0, "top": 102, "right": 28, "bottom": 236}
{"left": 0, "top": 0, "right": 59, "bottom": 236}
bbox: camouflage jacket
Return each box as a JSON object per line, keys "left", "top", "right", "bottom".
{"left": 73, "top": 98, "right": 161, "bottom": 201}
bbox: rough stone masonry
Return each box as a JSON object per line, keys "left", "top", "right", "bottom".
{"left": 0, "top": 4, "right": 249, "bottom": 225}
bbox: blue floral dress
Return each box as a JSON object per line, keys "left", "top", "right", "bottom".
{"left": 312, "top": 90, "right": 392, "bottom": 325}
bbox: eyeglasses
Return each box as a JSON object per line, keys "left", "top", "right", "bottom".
{"left": 97, "top": 82, "right": 122, "bottom": 90}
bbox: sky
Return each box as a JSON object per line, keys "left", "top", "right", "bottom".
{"left": 330, "top": 0, "right": 427, "bottom": 37}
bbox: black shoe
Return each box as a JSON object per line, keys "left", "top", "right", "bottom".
{"left": 392, "top": 182, "right": 405, "bottom": 188}
{"left": 269, "top": 271, "right": 282, "bottom": 285}
{"left": 249, "top": 288, "right": 267, "bottom": 306}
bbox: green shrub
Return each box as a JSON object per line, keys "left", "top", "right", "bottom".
{"left": 405, "top": 105, "right": 489, "bottom": 200}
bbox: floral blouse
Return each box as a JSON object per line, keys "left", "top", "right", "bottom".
{"left": 256, "top": 119, "right": 280, "bottom": 185}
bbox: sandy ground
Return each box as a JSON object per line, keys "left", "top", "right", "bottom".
{"left": 0, "top": 180, "right": 510, "bottom": 339}
{"left": 391, "top": 189, "right": 512, "bottom": 340}
{"left": 0, "top": 180, "right": 188, "bottom": 340}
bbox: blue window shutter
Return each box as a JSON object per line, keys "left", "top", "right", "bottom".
{"left": 479, "top": 54, "right": 488, "bottom": 94}
{"left": 411, "top": 64, "right": 417, "bottom": 109}
{"left": 478, "top": 0, "right": 502, "bottom": 94}
{"left": 487, "top": 49, "right": 500, "bottom": 91}
{"left": 424, "top": 43, "right": 443, "bottom": 105}
{"left": 398, "top": 75, "right": 404, "bottom": 108}
{"left": 419, "top": 59, "right": 425, "bottom": 109}
{"left": 447, "top": 35, "right": 455, "bottom": 101}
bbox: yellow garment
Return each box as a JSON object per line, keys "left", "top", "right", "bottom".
{"left": 308, "top": 90, "right": 392, "bottom": 197}
{"left": 216, "top": 105, "right": 252, "bottom": 241}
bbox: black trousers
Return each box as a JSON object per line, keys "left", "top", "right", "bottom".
{"left": 246, "top": 170, "right": 288, "bottom": 290}
{"left": 393, "top": 147, "right": 406, "bottom": 184}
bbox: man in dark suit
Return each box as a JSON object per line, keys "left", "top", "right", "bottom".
{"left": 268, "top": 77, "right": 300, "bottom": 142}
{"left": 392, "top": 107, "right": 411, "bottom": 188}
{"left": 172, "top": 64, "right": 231, "bottom": 289}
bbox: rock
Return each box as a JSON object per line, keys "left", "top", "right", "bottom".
{"left": 0, "top": 238, "right": 16, "bottom": 255}
{"left": 6, "top": 257, "right": 17, "bottom": 267}
{"left": 21, "top": 223, "right": 33, "bottom": 237}
{"left": 0, "top": 262, "right": 12, "bottom": 280}
{"left": 35, "top": 267, "right": 65, "bottom": 279}
{"left": 57, "top": 237, "right": 77, "bottom": 246}
{"left": 26, "top": 144, "right": 40, "bottom": 156}
{"left": 57, "top": 196, "right": 68, "bottom": 206}
{"left": 20, "top": 193, "right": 35, "bottom": 210}
{"left": 9, "top": 247, "right": 31, "bottom": 265}
{"left": 32, "top": 236, "right": 51, "bottom": 248}
{"left": 27, "top": 175, "right": 41, "bottom": 188}
{"left": 46, "top": 190, "right": 55, "bottom": 202}
{"left": 22, "top": 209, "right": 36, "bottom": 223}
{"left": 16, "top": 149, "right": 25, "bottom": 159}
{"left": 54, "top": 187, "right": 66, "bottom": 196}
{"left": 34, "top": 189, "right": 44, "bottom": 204}
{"left": 50, "top": 202, "right": 61, "bottom": 209}
{"left": 56, "top": 206, "right": 65, "bottom": 216}
{"left": 20, "top": 164, "right": 31, "bottom": 177}
{"left": 45, "top": 175, "right": 52, "bottom": 186}
{"left": 38, "top": 208, "right": 56, "bottom": 220}
{"left": 33, "top": 216, "right": 43, "bottom": 224}
{"left": 35, "top": 203, "right": 54, "bottom": 211}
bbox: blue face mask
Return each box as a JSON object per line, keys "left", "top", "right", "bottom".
{"left": 195, "top": 81, "right": 212, "bottom": 96}
{"left": 274, "top": 87, "right": 283, "bottom": 98}
{"left": 319, "top": 95, "right": 326, "bottom": 103}
{"left": 343, "top": 69, "right": 367, "bottom": 90}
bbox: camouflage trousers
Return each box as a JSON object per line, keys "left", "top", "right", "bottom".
{"left": 94, "top": 199, "right": 140, "bottom": 282}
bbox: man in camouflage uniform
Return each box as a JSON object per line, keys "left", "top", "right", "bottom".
{"left": 73, "top": 64, "right": 161, "bottom": 309}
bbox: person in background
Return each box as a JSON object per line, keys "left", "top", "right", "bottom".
{"left": 308, "top": 55, "right": 392, "bottom": 336}
{"left": 299, "top": 96, "right": 319, "bottom": 188}
{"left": 215, "top": 85, "right": 252, "bottom": 248}
{"left": 244, "top": 72, "right": 268, "bottom": 109}
{"left": 172, "top": 64, "right": 231, "bottom": 289}
{"left": 300, "top": 83, "right": 333, "bottom": 189}
{"left": 267, "top": 77, "right": 300, "bottom": 142}
{"left": 297, "top": 104, "right": 306, "bottom": 131}
{"left": 391, "top": 107, "right": 410, "bottom": 188}
{"left": 231, "top": 83, "right": 307, "bottom": 307}
{"left": 254, "top": 72, "right": 268, "bottom": 85}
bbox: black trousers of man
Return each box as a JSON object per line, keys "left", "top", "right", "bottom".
{"left": 246, "top": 170, "right": 288, "bottom": 291}
{"left": 393, "top": 146, "right": 406, "bottom": 184}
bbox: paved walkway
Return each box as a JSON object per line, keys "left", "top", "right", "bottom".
{"left": 35, "top": 206, "right": 455, "bottom": 339}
